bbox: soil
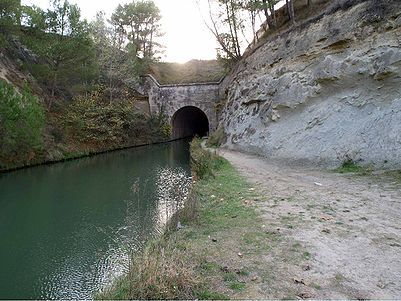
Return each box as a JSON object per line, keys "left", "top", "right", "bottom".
{"left": 219, "top": 148, "right": 401, "bottom": 299}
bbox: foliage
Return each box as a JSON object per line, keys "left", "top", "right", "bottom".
{"left": 0, "top": 80, "right": 45, "bottom": 166}
{"left": 206, "top": 125, "right": 226, "bottom": 148}
{"left": 63, "top": 88, "right": 170, "bottom": 147}
{"left": 190, "top": 137, "right": 224, "bottom": 179}
{"left": 99, "top": 237, "right": 200, "bottom": 300}
{"left": 203, "top": 0, "right": 300, "bottom": 61}
{"left": 204, "top": 0, "right": 244, "bottom": 61}
{"left": 0, "top": 0, "right": 21, "bottom": 32}
{"left": 111, "top": 0, "right": 163, "bottom": 59}
{"left": 335, "top": 159, "right": 373, "bottom": 175}
{"left": 21, "top": 0, "right": 98, "bottom": 104}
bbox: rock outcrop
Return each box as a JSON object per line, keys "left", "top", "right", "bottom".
{"left": 219, "top": 0, "right": 401, "bottom": 168}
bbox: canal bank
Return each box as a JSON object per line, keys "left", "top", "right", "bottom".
{"left": 99, "top": 139, "right": 263, "bottom": 299}
{"left": 0, "top": 138, "right": 173, "bottom": 174}
{"left": 100, "top": 139, "right": 401, "bottom": 300}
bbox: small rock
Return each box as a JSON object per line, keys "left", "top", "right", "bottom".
{"left": 251, "top": 276, "right": 258, "bottom": 281}
{"left": 343, "top": 209, "right": 351, "bottom": 213}
{"left": 314, "top": 182, "right": 323, "bottom": 186}
{"left": 322, "top": 228, "right": 331, "bottom": 234}
{"left": 176, "top": 221, "right": 184, "bottom": 230}
{"left": 211, "top": 195, "right": 216, "bottom": 198}
{"left": 302, "top": 265, "right": 311, "bottom": 271}
{"left": 212, "top": 238, "right": 218, "bottom": 242}
{"left": 298, "top": 292, "right": 313, "bottom": 299}
{"left": 377, "top": 280, "right": 387, "bottom": 289}
{"left": 237, "top": 252, "right": 243, "bottom": 258}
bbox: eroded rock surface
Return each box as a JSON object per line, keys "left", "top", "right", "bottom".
{"left": 219, "top": 0, "right": 401, "bottom": 168}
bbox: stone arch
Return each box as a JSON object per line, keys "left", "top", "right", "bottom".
{"left": 171, "top": 106, "right": 210, "bottom": 139}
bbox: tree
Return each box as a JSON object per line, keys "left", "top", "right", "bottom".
{"left": 90, "top": 11, "right": 146, "bottom": 102}
{"left": 286, "top": 0, "right": 295, "bottom": 24}
{"left": 23, "top": 0, "right": 98, "bottom": 106}
{"left": 0, "top": 80, "right": 45, "bottom": 165}
{"left": 111, "top": 0, "right": 163, "bottom": 60}
{"left": 0, "top": 0, "right": 21, "bottom": 32}
{"left": 204, "top": 0, "right": 244, "bottom": 61}
{"left": 21, "top": 5, "right": 47, "bottom": 30}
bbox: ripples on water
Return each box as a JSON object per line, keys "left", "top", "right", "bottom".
{"left": 0, "top": 141, "right": 192, "bottom": 299}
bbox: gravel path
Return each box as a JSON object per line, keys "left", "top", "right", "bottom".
{"left": 220, "top": 148, "right": 401, "bottom": 299}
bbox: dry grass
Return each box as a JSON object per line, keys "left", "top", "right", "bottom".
{"left": 149, "top": 60, "right": 226, "bottom": 85}
{"left": 99, "top": 235, "right": 200, "bottom": 299}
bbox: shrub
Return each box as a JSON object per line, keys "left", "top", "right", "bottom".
{"left": 335, "top": 158, "right": 373, "bottom": 175}
{"left": 63, "top": 89, "right": 169, "bottom": 147}
{"left": 99, "top": 236, "right": 199, "bottom": 300}
{"left": 190, "top": 137, "right": 224, "bottom": 179}
{"left": 0, "top": 80, "right": 45, "bottom": 166}
{"left": 206, "top": 125, "right": 226, "bottom": 148}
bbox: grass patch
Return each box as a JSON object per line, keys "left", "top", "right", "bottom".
{"left": 334, "top": 159, "right": 372, "bottom": 175}
{"left": 229, "top": 282, "right": 246, "bottom": 291}
{"left": 223, "top": 272, "right": 237, "bottom": 282}
{"left": 383, "top": 170, "right": 401, "bottom": 183}
{"left": 303, "top": 251, "right": 311, "bottom": 260}
{"left": 196, "top": 290, "right": 230, "bottom": 300}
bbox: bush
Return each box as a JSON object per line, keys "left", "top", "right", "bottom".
{"left": 0, "top": 80, "right": 45, "bottom": 166}
{"left": 63, "top": 89, "right": 170, "bottom": 147}
{"left": 206, "top": 125, "right": 226, "bottom": 148}
{"left": 190, "top": 137, "right": 224, "bottom": 179}
{"left": 99, "top": 238, "right": 199, "bottom": 300}
{"left": 335, "top": 158, "right": 373, "bottom": 175}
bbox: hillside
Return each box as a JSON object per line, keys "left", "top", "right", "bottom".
{"left": 149, "top": 60, "right": 226, "bottom": 85}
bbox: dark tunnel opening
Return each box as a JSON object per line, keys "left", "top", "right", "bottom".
{"left": 172, "top": 106, "right": 209, "bottom": 139}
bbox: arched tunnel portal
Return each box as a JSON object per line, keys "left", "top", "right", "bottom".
{"left": 172, "top": 106, "right": 210, "bottom": 139}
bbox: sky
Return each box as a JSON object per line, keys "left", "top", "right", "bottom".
{"left": 22, "top": 0, "right": 220, "bottom": 63}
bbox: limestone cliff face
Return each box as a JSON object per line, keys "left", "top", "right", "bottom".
{"left": 219, "top": 0, "right": 401, "bottom": 168}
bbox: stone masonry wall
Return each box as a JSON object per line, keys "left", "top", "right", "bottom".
{"left": 144, "top": 75, "right": 221, "bottom": 132}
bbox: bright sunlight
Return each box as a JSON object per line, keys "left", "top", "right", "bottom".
{"left": 22, "top": 0, "right": 219, "bottom": 63}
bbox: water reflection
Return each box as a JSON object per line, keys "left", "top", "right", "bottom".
{"left": 155, "top": 167, "right": 192, "bottom": 228}
{"left": 0, "top": 140, "right": 191, "bottom": 299}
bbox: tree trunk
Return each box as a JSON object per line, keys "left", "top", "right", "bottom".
{"left": 286, "top": 0, "right": 295, "bottom": 24}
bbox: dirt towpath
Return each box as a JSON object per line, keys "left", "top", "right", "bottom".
{"left": 219, "top": 148, "right": 401, "bottom": 299}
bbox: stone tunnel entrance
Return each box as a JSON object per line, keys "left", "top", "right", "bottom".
{"left": 172, "top": 106, "right": 209, "bottom": 139}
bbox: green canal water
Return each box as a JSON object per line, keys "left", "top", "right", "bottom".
{"left": 0, "top": 140, "right": 192, "bottom": 299}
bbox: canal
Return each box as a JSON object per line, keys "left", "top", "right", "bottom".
{"left": 0, "top": 140, "right": 191, "bottom": 299}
